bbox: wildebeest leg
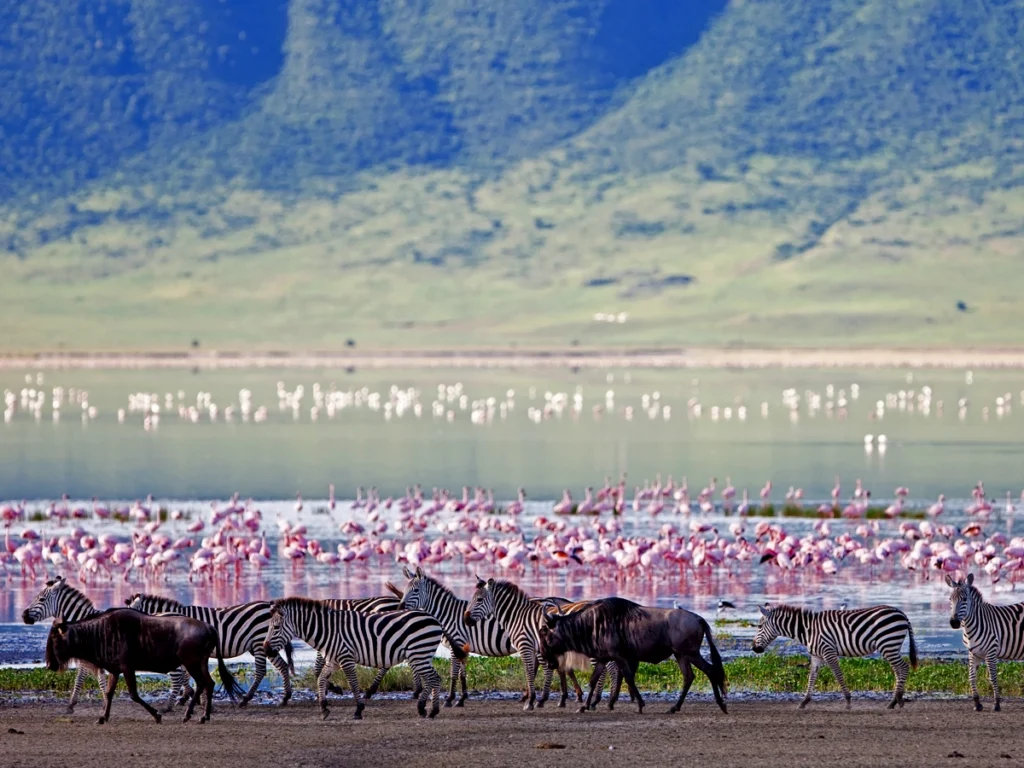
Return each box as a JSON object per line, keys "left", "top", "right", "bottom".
{"left": 579, "top": 664, "right": 601, "bottom": 713}
{"left": 182, "top": 661, "right": 211, "bottom": 723}
{"left": 617, "top": 657, "right": 644, "bottom": 714}
{"left": 98, "top": 671, "right": 119, "bottom": 725}
{"left": 669, "top": 656, "right": 695, "bottom": 713}
{"left": 568, "top": 669, "right": 584, "bottom": 705}
{"left": 124, "top": 670, "right": 162, "bottom": 723}
{"left": 688, "top": 654, "right": 728, "bottom": 714}
{"left": 557, "top": 669, "right": 570, "bottom": 708}
{"left": 269, "top": 651, "right": 292, "bottom": 706}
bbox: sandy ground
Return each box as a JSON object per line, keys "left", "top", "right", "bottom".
{"left": 2, "top": 696, "right": 1022, "bottom": 767}
{"left": 4, "top": 347, "right": 1024, "bottom": 370}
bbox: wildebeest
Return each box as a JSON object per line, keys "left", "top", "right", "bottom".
{"left": 45, "top": 608, "right": 243, "bottom": 724}
{"left": 538, "top": 597, "right": 728, "bottom": 715}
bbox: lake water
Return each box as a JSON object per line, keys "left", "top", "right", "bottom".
{"left": 2, "top": 365, "right": 1024, "bottom": 668}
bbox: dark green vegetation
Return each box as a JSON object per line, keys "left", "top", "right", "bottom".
{"left": 3, "top": 1, "right": 1024, "bottom": 351}
{"left": 5, "top": 656, "right": 1022, "bottom": 698}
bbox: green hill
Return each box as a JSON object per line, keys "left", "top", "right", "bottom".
{"left": 2, "top": 0, "right": 1023, "bottom": 352}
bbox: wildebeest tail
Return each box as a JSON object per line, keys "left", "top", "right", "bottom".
{"left": 215, "top": 639, "right": 245, "bottom": 703}
{"left": 907, "top": 620, "right": 918, "bottom": 671}
{"left": 384, "top": 581, "right": 405, "bottom": 600}
{"left": 699, "top": 617, "right": 728, "bottom": 696}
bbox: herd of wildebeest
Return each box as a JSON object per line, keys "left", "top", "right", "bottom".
{"left": 21, "top": 568, "right": 1018, "bottom": 723}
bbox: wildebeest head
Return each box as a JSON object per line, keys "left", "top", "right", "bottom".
{"left": 22, "top": 575, "right": 68, "bottom": 625}
{"left": 400, "top": 565, "right": 428, "bottom": 612}
{"left": 946, "top": 572, "right": 975, "bottom": 629}
{"left": 463, "top": 576, "right": 493, "bottom": 627}
{"left": 45, "top": 618, "right": 71, "bottom": 672}
{"left": 537, "top": 601, "right": 569, "bottom": 666}
{"left": 751, "top": 603, "right": 780, "bottom": 653}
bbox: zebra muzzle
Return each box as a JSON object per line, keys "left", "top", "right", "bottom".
{"left": 949, "top": 618, "right": 961, "bottom": 629}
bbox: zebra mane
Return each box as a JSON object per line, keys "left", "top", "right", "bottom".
{"left": 490, "top": 579, "right": 529, "bottom": 601}
{"left": 770, "top": 604, "right": 814, "bottom": 618}
{"left": 420, "top": 574, "right": 455, "bottom": 597}
{"left": 135, "top": 593, "right": 184, "bottom": 610}
{"left": 48, "top": 578, "right": 94, "bottom": 609}
{"left": 274, "top": 596, "right": 327, "bottom": 612}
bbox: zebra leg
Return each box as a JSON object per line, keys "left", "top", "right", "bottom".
{"left": 823, "top": 653, "right": 850, "bottom": 709}
{"left": 589, "top": 663, "right": 607, "bottom": 710}
{"left": 316, "top": 652, "right": 346, "bottom": 697}
{"left": 365, "top": 667, "right": 388, "bottom": 699}
{"left": 457, "top": 659, "right": 469, "bottom": 707}
{"left": 883, "top": 648, "right": 909, "bottom": 709}
{"left": 668, "top": 656, "right": 695, "bottom": 714}
{"left": 68, "top": 665, "right": 89, "bottom": 714}
{"left": 520, "top": 648, "right": 539, "bottom": 711}
{"left": 968, "top": 652, "right": 983, "bottom": 711}
{"left": 536, "top": 662, "right": 555, "bottom": 708}
{"left": 163, "top": 668, "right": 186, "bottom": 713}
{"left": 986, "top": 650, "right": 1001, "bottom": 712}
{"left": 444, "top": 657, "right": 460, "bottom": 707}
{"left": 98, "top": 671, "right": 119, "bottom": 725}
{"left": 269, "top": 652, "right": 292, "bottom": 706}
{"left": 239, "top": 646, "right": 269, "bottom": 706}
{"left": 316, "top": 660, "right": 336, "bottom": 719}
{"left": 800, "top": 655, "right": 821, "bottom": 709}
{"left": 340, "top": 658, "right": 365, "bottom": 720}
{"left": 124, "top": 670, "right": 162, "bottom": 724}
{"left": 428, "top": 666, "right": 442, "bottom": 719}
{"left": 558, "top": 669, "right": 570, "bottom": 708}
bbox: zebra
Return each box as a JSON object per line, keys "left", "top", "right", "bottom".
{"left": 752, "top": 602, "right": 917, "bottom": 709}
{"left": 126, "top": 593, "right": 294, "bottom": 707}
{"left": 314, "top": 595, "right": 404, "bottom": 698}
{"left": 23, "top": 576, "right": 190, "bottom": 713}
{"left": 263, "top": 596, "right": 462, "bottom": 720}
{"left": 947, "top": 572, "right": 1024, "bottom": 711}
{"left": 465, "top": 576, "right": 588, "bottom": 711}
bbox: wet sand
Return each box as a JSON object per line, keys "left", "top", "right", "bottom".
{"left": 4, "top": 347, "right": 1024, "bottom": 370}
{"left": 1, "top": 697, "right": 1021, "bottom": 768}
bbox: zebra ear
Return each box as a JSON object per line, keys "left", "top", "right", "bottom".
{"left": 486, "top": 578, "right": 495, "bottom": 588}
{"left": 475, "top": 574, "right": 486, "bottom": 588}
{"left": 415, "top": 566, "right": 423, "bottom": 577}
{"left": 944, "top": 574, "right": 956, "bottom": 588}
{"left": 758, "top": 604, "right": 770, "bottom": 617}
{"left": 403, "top": 565, "right": 414, "bottom": 579}
{"left": 966, "top": 573, "right": 975, "bottom": 586}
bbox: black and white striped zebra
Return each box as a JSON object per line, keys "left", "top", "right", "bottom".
{"left": 947, "top": 572, "right": 1024, "bottom": 711}
{"left": 315, "top": 595, "right": 403, "bottom": 698}
{"left": 23, "top": 576, "right": 191, "bottom": 713}
{"left": 465, "top": 577, "right": 583, "bottom": 711}
{"left": 263, "top": 596, "right": 460, "bottom": 720}
{"left": 126, "top": 593, "right": 294, "bottom": 707}
{"left": 752, "top": 602, "right": 917, "bottom": 709}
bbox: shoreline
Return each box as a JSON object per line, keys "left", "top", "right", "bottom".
{"left": 4, "top": 347, "right": 1024, "bottom": 370}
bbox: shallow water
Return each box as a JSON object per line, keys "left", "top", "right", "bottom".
{"left": 3, "top": 365, "right": 1023, "bottom": 667}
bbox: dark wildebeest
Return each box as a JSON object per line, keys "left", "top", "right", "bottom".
{"left": 45, "top": 608, "right": 243, "bottom": 725}
{"left": 538, "top": 597, "right": 728, "bottom": 715}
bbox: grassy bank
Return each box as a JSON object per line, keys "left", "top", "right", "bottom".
{"left": 4, "top": 656, "right": 1021, "bottom": 698}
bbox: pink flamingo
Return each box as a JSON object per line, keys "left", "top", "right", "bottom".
{"left": 759, "top": 481, "right": 772, "bottom": 507}
{"left": 553, "top": 490, "right": 574, "bottom": 515}
{"left": 927, "top": 494, "right": 945, "bottom": 518}
{"left": 506, "top": 488, "right": 526, "bottom": 516}
{"left": 328, "top": 484, "right": 336, "bottom": 511}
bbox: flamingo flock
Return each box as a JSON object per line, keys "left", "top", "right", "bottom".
{"left": 4, "top": 477, "right": 1024, "bottom": 590}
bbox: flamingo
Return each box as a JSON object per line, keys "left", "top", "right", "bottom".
{"left": 927, "top": 494, "right": 945, "bottom": 518}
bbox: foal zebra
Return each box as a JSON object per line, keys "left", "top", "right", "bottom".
{"left": 465, "top": 577, "right": 590, "bottom": 711}
{"left": 127, "top": 593, "right": 294, "bottom": 707}
{"left": 264, "top": 597, "right": 461, "bottom": 720}
{"left": 23, "top": 576, "right": 189, "bottom": 712}
{"left": 947, "top": 573, "right": 1024, "bottom": 711}
{"left": 752, "top": 602, "right": 917, "bottom": 709}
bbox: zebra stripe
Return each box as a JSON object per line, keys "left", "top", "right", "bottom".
{"left": 264, "top": 596, "right": 446, "bottom": 720}
{"left": 947, "top": 573, "right": 1024, "bottom": 711}
{"left": 23, "top": 577, "right": 191, "bottom": 713}
{"left": 753, "top": 602, "right": 917, "bottom": 709}
{"left": 466, "top": 577, "right": 582, "bottom": 711}
{"left": 127, "top": 593, "right": 293, "bottom": 707}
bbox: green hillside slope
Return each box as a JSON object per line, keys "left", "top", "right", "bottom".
{"left": 2, "top": 0, "right": 1023, "bottom": 352}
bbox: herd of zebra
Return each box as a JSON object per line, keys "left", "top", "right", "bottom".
{"left": 19, "top": 569, "right": 1023, "bottom": 723}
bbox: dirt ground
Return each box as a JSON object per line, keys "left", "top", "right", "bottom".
{"left": 2, "top": 696, "right": 1022, "bottom": 767}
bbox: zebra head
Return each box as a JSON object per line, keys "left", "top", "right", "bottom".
{"left": 263, "top": 603, "right": 296, "bottom": 656}
{"left": 751, "top": 603, "right": 780, "bottom": 653}
{"left": 400, "top": 565, "right": 429, "bottom": 612}
{"left": 464, "top": 576, "right": 494, "bottom": 627}
{"left": 23, "top": 575, "right": 69, "bottom": 624}
{"left": 946, "top": 573, "right": 976, "bottom": 629}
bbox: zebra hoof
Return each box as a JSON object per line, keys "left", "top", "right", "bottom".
{"left": 995, "top": 702, "right": 1002, "bottom": 712}
{"left": 577, "top": 706, "right": 587, "bottom": 714}
{"left": 322, "top": 707, "right": 331, "bottom": 720}
{"left": 238, "top": 698, "right": 249, "bottom": 708}
{"left": 455, "top": 699, "right": 466, "bottom": 708}
{"left": 429, "top": 707, "right": 440, "bottom": 719}
{"left": 444, "top": 700, "right": 453, "bottom": 708}
{"left": 153, "top": 713, "right": 162, "bottom": 724}
{"left": 536, "top": 699, "right": 545, "bottom": 709}
{"left": 974, "top": 703, "right": 983, "bottom": 712}
{"left": 666, "top": 707, "right": 679, "bottom": 714}
{"left": 523, "top": 702, "right": 535, "bottom": 712}
{"left": 199, "top": 716, "right": 209, "bottom": 724}
{"left": 96, "top": 717, "right": 107, "bottom": 725}
{"left": 558, "top": 700, "right": 566, "bottom": 709}
{"left": 65, "top": 705, "right": 76, "bottom": 715}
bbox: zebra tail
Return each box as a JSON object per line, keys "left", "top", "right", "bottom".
{"left": 384, "top": 581, "right": 405, "bottom": 600}
{"left": 907, "top": 622, "right": 918, "bottom": 671}
{"left": 443, "top": 628, "right": 470, "bottom": 660}
{"left": 283, "top": 641, "right": 296, "bottom": 676}
{"left": 700, "top": 617, "right": 728, "bottom": 695}
{"left": 215, "top": 639, "right": 245, "bottom": 704}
